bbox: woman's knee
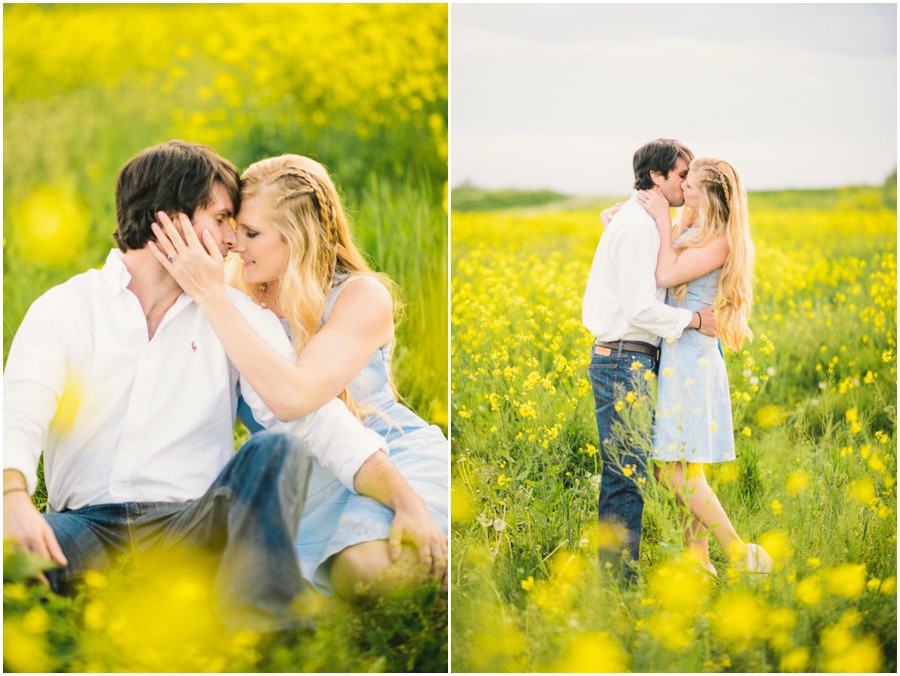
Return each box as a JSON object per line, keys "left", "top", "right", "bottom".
{"left": 330, "top": 540, "right": 429, "bottom": 600}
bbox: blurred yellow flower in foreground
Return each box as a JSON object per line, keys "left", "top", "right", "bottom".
{"left": 595, "top": 521, "right": 628, "bottom": 552}
{"left": 551, "top": 631, "right": 629, "bottom": 673}
{"left": 823, "top": 563, "right": 867, "bottom": 600}
{"left": 14, "top": 185, "right": 89, "bottom": 266}
{"left": 50, "top": 371, "right": 87, "bottom": 435}
{"left": 848, "top": 477, "right": 877, "bottom": 507}
{"left": 785, "top": 469, "right": 811, "bottom": 495}
{"left": 780, "top": 647, "right": 810, "bottom": 672}
{"left": 3, "top": 617, "right": 54, "bottom": 672}
{"left": 758, "top": 529, "right": 792, "bottom": 566}
{"left": 755, "top": 405, "right": 783, "bottom": 429}
{"left": 820, "top": 610, "right": 882, "bottom": 672}
{"left": 648, "top": 557, "right": 711, "bottom": 614}
{"left": 794, "top": 575, "right": 823, "bottom": 606}
{"left": 712, "top": 590, "right": 768, "bottom": 646}
{"left": 451, "top": 483, "right": 476, "bottom": 523}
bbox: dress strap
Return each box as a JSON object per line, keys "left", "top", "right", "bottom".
{"left": 323, "top": 273, "right": 363, "bottom": 324}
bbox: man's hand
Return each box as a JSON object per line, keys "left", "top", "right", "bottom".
{"left": 696, "top": 306, "right": 718, "bottom": 337}
{"left": 388, "top": 499, "right": 448, "bottom": 588}
{"left": 3, "top": 490, "right": 67, "bottom": 585}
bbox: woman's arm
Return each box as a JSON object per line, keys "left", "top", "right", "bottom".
{"left": 636, "top": 190, "right": 728, "bottom": 288}
{"left": 149, "top": 212, "right": 392, "bottom": 421}
{"left": 353, "top": 451, "right": 447, "bottom": 583}
{"left": 600, "top": 200, "right": 625, "bottom": 227}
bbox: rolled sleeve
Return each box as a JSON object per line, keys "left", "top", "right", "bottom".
{"left": 283, "top": 399, "right": 387, "bottom": 490}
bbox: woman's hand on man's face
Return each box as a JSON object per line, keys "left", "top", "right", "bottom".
{"left": 147, "top": 211, "right": 226, "bottom": 302}
{"left": 636, "top": 188, "right": 672, "bottom": 225}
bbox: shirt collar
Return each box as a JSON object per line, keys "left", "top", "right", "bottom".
{"left": 99, "top": 248, "right": 133, "bottom": 292}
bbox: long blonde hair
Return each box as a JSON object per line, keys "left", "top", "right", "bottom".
{"left": 227, "top": 154, "right": 398, "bottom": 413}
{"left": 671, "top": 157, "right": 753, "bottom": 351}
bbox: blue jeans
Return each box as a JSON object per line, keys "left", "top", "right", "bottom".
{"left": 588, "top": 346, "right": 657, "bottom": 580}
{"left": 44, "top": 432, "right": 311, "bottom": 631}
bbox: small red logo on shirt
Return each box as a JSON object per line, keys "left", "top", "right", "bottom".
{"left": 191, "top": 340, "right": 198, "bottom": 353}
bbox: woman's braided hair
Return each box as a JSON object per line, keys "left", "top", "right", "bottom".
{"left": 672, "top": 157, "right": 754, "bottom": 351}
{"left": 228, "top": 155, "right": 399, "bottom": 415}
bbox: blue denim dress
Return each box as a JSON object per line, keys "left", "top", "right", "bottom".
{"left": 240, "top": 274, "right": 449, "bottom": 594}
{"left": 653, "top": 229, "right": 735, "bottom": 463}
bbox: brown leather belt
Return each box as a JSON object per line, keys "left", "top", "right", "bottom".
{"left": 594, "top": 339, "right": 659, "bottom": 358}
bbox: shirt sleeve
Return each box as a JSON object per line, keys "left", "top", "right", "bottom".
{"left": 3, "top": 291, "right": 70, "bottom": 495}
{"left": 229, "top": 291, "right": 387, "bottom": 492}
{"left": 617, "top": 216, "right": 693, "bottom": 339}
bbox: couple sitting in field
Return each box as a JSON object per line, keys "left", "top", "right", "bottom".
{"left": 584, "top": 138, "right": 773, "bottom": 581}
{"left": 3, "top": 141, "right": 448, "bottom": 630}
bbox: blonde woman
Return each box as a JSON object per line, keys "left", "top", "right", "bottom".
{"left": 148, "top": 154, "right": 448, "bottom": 599}
{"left": 624, "top": 157, "right": 772, "bottom": 576}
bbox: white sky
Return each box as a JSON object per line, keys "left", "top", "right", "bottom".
{"left": 451, "top": 3, "right": 898, "bottom": 194}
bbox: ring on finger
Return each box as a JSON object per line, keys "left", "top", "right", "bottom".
{"left": 167, "top": 253, "right": 176, "bottom": 263}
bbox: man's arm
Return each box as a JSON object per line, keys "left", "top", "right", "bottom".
{"left": 3, "top": 292, "right": 70, "bottom": 567}
{"left": 3, "top": 469, "right": 67, "bottom": 569}
{"left": 617, "top": 216, "right": 693, "bottom": 339}
{"left": 615, "top": 211, "right": 718, "bottom": 338}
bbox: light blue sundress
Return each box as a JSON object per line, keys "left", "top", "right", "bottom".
{"left": 653, "top": 228, "right": 735, "bottom": 463}
{"left": 240, "top": 274, "right": 449, "bottom": 595}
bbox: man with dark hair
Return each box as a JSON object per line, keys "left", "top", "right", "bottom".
{"left": 113, "top": 140, "right": 241, "bottom": 252}
{"left": 582, "top": 138, "right": 717, "bottom": 582}
{"left": 632, "top": 138, "right": 695, "bottom": 192}
{"left": 3, "top": 141, "right": 440, "bottom": 630}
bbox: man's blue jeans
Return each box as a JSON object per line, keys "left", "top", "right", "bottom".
{"left": 44, "top": 432, "right": 311, "bottom": 631}
{"left": 588, "top": 347, "right": 657, "bottom": 581}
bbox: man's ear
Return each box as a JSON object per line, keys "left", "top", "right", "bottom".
{"left": 649, "top": 170, "right": 664, "bottom": 187}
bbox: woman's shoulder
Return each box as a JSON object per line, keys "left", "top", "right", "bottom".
{"left": 327, "top": 273, "right": 393, "bottom": 322}
{"left": 331, "top": 274, "right": 392, "bottom": 309}
{"left": 325, "top": 274, "right": 394, "bottom": 346}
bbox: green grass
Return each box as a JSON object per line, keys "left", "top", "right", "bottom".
{"left": 451, "top": 184, "right": 570, "bottom": 212}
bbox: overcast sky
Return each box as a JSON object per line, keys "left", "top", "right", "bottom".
{"left": 451, "top": 3, "right": 897, "bottom": 194}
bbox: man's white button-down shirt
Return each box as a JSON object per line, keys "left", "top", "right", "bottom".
{"left": 582, "top": 194, "right": 693, "bottom": 344}
{"left": 3, "top": 249, "right": 386, "bottom": 511}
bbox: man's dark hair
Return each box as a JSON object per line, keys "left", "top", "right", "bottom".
{"left": 632, "top": 138, "right": 694, "bottom": 190}
{"left": 114, "top": 140, "right": 240, "bottom": 251}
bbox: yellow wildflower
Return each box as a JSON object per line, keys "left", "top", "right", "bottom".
{"left": 823, "top": 563, "right": 867, "bottom": 599}
{"left": 794, "top": 576, "right": 822, "bottom": 606}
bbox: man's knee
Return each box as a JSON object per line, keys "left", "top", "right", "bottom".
{"left": 240, "top": 432, "right": 311, "bottom": 475}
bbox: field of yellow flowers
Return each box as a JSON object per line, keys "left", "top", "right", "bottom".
{"left": 4, "top": 4, "right": 447, "bottom": 672}
{"left": 451, "top": 186, "right": 896, "bottom": 672}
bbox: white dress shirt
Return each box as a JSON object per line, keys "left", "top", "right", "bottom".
{"left": 3, "top": 249, "right": 386, "bottom": 510}
{"left": 582, "top": 194, "right": 693, "bottom": 344}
